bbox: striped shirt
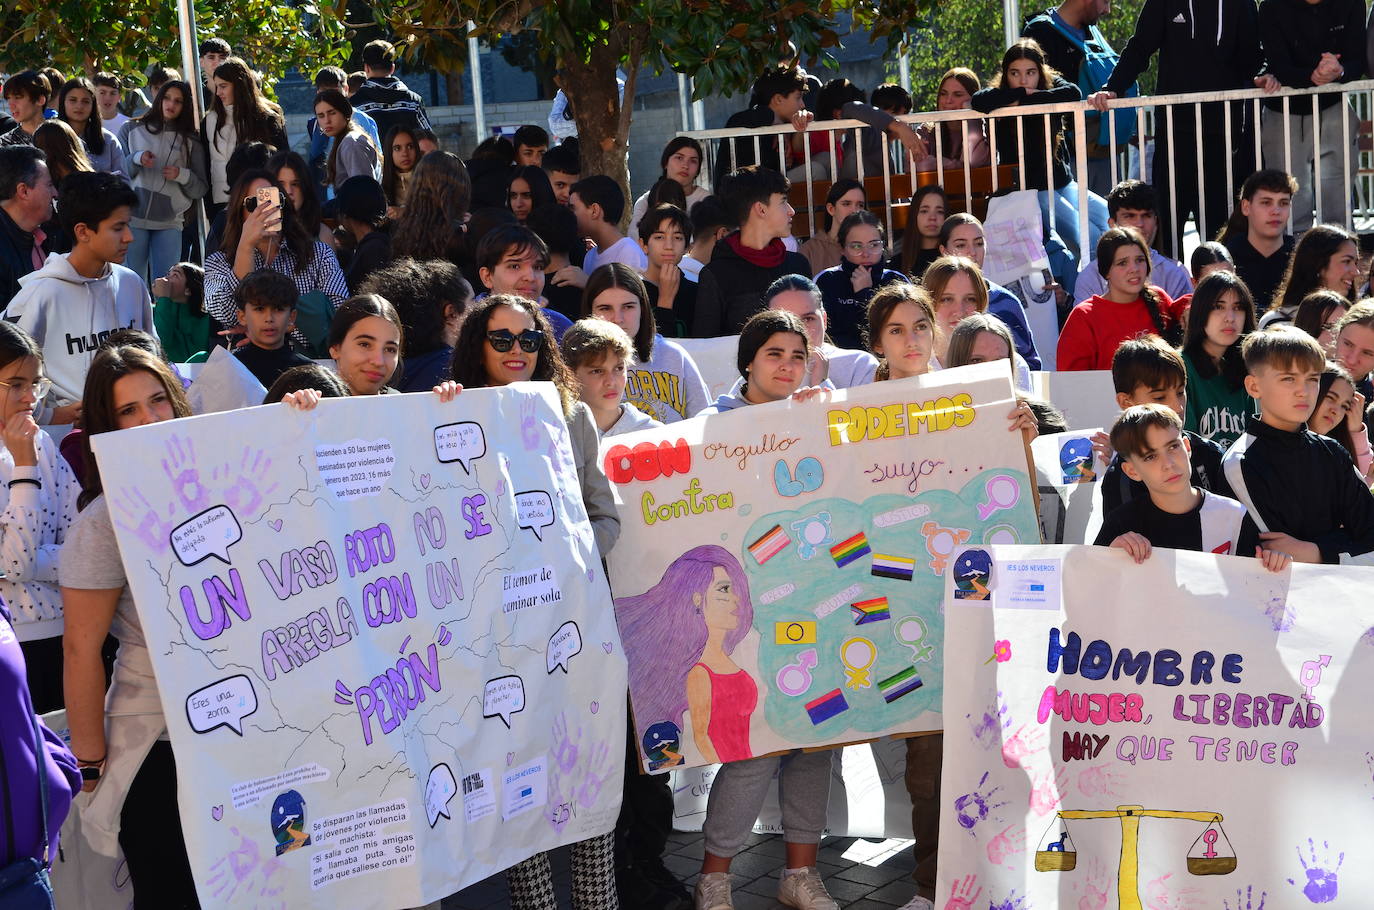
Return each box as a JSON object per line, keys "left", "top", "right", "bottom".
{"left": 204, "top": 241, "right": 349, "bottom": 343}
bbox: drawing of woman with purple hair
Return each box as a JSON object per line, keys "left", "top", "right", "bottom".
{"left": 615, "top": 544, "right": 757, "bottom": 763}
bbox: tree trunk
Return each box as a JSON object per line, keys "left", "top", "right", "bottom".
{"left": 564, "top": 37, "right": 640, "bottom": 231}
{"left": 444, "top": 70, "right": 465, "bottom": 106}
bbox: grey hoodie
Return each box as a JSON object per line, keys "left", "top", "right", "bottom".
{"left": 699, "top": 388, "right": 751, "bottom": 415}
{"left": 5, "top": 254, "right": 155, "bottom": 422}
{"left": 124, "top": 125, "right": 208, "bottom": 231}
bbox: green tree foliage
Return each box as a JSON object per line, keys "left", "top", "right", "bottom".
{"left": 901, "top": 0, "right": 1154, "bottom": 106}
{"left": 368, "top": 0, "right": 937, "bottom": 221}
{"left": 0, "top": 0, "right": 347, "bottom": 89}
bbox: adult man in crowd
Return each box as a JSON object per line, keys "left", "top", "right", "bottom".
{"left": 0, "top": 147, "right": 56, "bottom": 306}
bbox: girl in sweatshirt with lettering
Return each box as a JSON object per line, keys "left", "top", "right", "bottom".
{"left": 1180, "top": 271, "right": 1258, "bottom": 448}
{"left": 582, "top": 263, "right": 709, "bottom": 423}
{"left": 0, "top": 322, "right": 80, "bottom": 713}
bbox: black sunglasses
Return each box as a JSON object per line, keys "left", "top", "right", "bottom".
{"left": 486, "top": 328, "right": 544, "bottom": 353}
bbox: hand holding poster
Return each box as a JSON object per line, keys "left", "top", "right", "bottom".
{"left": 90, "top": 385, "right": 627, "bottom": 910}
{"left": 604, "top": 362, "right": 1040, "bottom": 772}
{"left": 939, "top": 544, "right": 1374, "bottom": 909}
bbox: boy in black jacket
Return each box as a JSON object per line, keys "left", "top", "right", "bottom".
{"left": 1088, "top": 0, "right": 1269, "bottom": 256}
{"left": 1224, "top": 326, "right": 1374, "bottom": 563}
{"left": 692, "top": 166, "right": 810, "bottom": 337}
{"left": 232, "top": 269, "right": 313, "bottom": 390}
{"left": 1095, "top": 404, "right": 1288, "bottom": 570}
{"left": 1099, "top": 335, "right": 1231, "bottom": 514}
{"left": 712, "top": 66, "right": 813, "bottom": 185}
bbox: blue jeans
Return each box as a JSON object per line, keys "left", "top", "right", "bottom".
{"left": 1038, "top": 183, "right": 1108, "bottom": 297}
{"left": 128, "top": 227, "right": 182, "bottom": 286}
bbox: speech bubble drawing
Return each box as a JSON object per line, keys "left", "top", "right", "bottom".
{"left": 546, "top": 621, "right": 582, "bottom": 674}
{"left": 482, "top": 675, "right": 526, "bottom": 729}
{"left": 434, "top": 422, "right": 488, "bottom": 475}
{"left": 515, "top": 490, "right": 555, "bottom": 541}
{"left": 170, "top": 505, "right": 243, "bottom": 567}
{"left": 185, "top": 674, "right": 259, "bottom": 735}
{"left": 425, "top": 763, "right": 458, "bottom": 827}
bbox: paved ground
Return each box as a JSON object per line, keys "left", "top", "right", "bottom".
{"left": 442, "top": 830, "right": 923, "bottom": 909}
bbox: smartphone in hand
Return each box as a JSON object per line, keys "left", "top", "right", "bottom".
{"left": 256, "top": 185, "right": 282, "bottom": 234}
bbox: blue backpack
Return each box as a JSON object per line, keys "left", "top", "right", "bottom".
{"left": 1041, "top": 16, "right": 1139, "bottom": 147}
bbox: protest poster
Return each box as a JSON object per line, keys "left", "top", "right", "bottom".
{"left": 1031, "top": 428, "right": 1109, "bottom": 545}
{"left": 603, "top": 362, "right": 1040, "bottom": 773}
{"left": 90, "top": 384, "right": 627, "bottom": 910}
{"left": 938, "top": 543, "right": 1374, "bottom": 909}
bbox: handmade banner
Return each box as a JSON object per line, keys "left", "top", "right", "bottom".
{"left": 90, "top": 385, "right": 627, "bottom": 910}
{"left": 938, "top": 544, "right": 1374, "bottom": 910}
{"left": 604, "top": 362, "right": 1040, "bottom": 773}
{"left": 1031, "top": 428, "right": 1109, "bottom": 545}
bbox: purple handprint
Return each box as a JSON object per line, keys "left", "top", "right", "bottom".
{"left": 1224, "top": 886, "right": 1266, "bottom": 910}
{"left": 968, "top": 692, "right": 1012, "bottom": 750}
{"left": 204, "top": 825, "right": 287, "bottom": 908}
{"left": 576, "top": 741, "right": 613, "bottom": 808}
{"left": 110, "top": 486, "right": 176, "bottom": 552}
{"left": 989, "top": 889, "right": 1031, "bottom": 910}
{"left": 1287, "top": 839, "right": 1343, "bottom": 904}
{"left": 160, "top": 435, "right": 209, "bottom": 513}
{"left": 214, "top": 447, "right": 277, "bottom": 517}
{"left": 953, "top": 770, "right": 1007, "bottom": 831}
{"left": 551, "top": 712, "right": 579, "bottom": 773}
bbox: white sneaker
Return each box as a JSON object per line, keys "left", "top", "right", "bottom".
{"left": 777, "top": 867, "right": 839, "bottom": 910}
{"left": 694, "top": 871, "right": 734, "bottom": 910}
{"left": 896, "top": 896, "right": 935, "bottom": 910}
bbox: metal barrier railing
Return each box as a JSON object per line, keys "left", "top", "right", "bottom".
{"left": 681, "top": 79, "right": 1374, "bottom": 260}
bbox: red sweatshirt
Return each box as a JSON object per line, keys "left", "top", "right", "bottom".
{"left": 1056, "top": 289, "right": 1183, "bottom": 371}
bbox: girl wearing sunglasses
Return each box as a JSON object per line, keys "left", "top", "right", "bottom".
{"left": 449, "top": 293, "right": 621, "bottom": 910}
{"left": 0, "top": 322, "right": 80, "bottom": 714}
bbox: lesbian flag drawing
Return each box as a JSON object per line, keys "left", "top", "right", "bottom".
{"left": 878, "top": 667, "right": 923, "bottom": 703}
{"left": 748, "top": 524, "right": 790, "bottom": 565}
{"left": 850, "top": 596, "right": 891, "bottom": 625}
{"left": 804, "top": 688, "right": 850, "bottom": 724}
{"left": 871, "top": 553, "right": 916, "bottom": 581}
{"left": 829, "top": 531, "right": 871, "bottom": 568}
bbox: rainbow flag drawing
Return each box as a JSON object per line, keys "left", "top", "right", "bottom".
{"left": 829, "top": 531, "right": 871, "bottom": 568}
{"left": 850, "top": 596, "right": 891, "bottom": 625}
{"left": 878, "top": 667, "right": 923, "bottom": 703}
{"left": 748, "top": 524, "right": 791, "bottom": 565}
{"left": 871, "top": 553, "right": 916, "bottom": 581}
{"left": 805, "top": 688, "right": 849, "bottom": 724}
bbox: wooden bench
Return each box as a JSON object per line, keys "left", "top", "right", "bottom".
{"left": 788, "top": 164, "right": 1018, "bottom": 237}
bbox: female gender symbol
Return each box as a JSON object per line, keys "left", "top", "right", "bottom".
{"left": 1201, "top": 828, "right": 1219, "bottom": 858}
{"left": 841, "top": 637, "right": 876, "bottom": 689}
{"left": 976, "top": 474, "right": 1021, "bottom": 520}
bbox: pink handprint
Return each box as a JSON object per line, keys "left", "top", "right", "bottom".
{"left": 943, "top": 874, "right": 981, "bottom": 910}
{"left": 986, "top": 823, "right": 1026, "bottom": 866}
{"left": 1145, "top": 872, "right": 1200, "bottom": 909}
{"left": 1028, "top": 766, "right": 1069, "bottom": 816}
{"left": 1077, "top": 763, "right": 1126, "bottom": 798}
{"left": 1073, "top": 857, "right": 1110, "bottom": 910}
{"left": 1001, "top": 724, "right": 1044, "bottom": 768}
{"left": 160, "top": 435, "right": 209, "bottom": 513}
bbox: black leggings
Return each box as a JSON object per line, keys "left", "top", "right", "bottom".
{"left": 120, "top": 740, "right": 200, "bottom": 908}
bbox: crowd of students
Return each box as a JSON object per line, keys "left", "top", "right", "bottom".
{"left": 0, "top": 10, "right": 1373, "bottom": 910}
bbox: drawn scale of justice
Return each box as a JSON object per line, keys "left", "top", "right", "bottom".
{"left": 1033, "top": 804, "right": 1237, "bottom": 910}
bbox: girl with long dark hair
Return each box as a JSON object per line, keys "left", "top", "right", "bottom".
{"left": 203, "top": 58, "right": 288, "bottom": 214}
{"left": 56, "top": 77, "right": 125, "bottom": 176}
{"left": 125, "top": 80, "right": 207, "bottom": 283}
{"left": 1180, "top": 271, "right": 1258, "bottom": 448}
